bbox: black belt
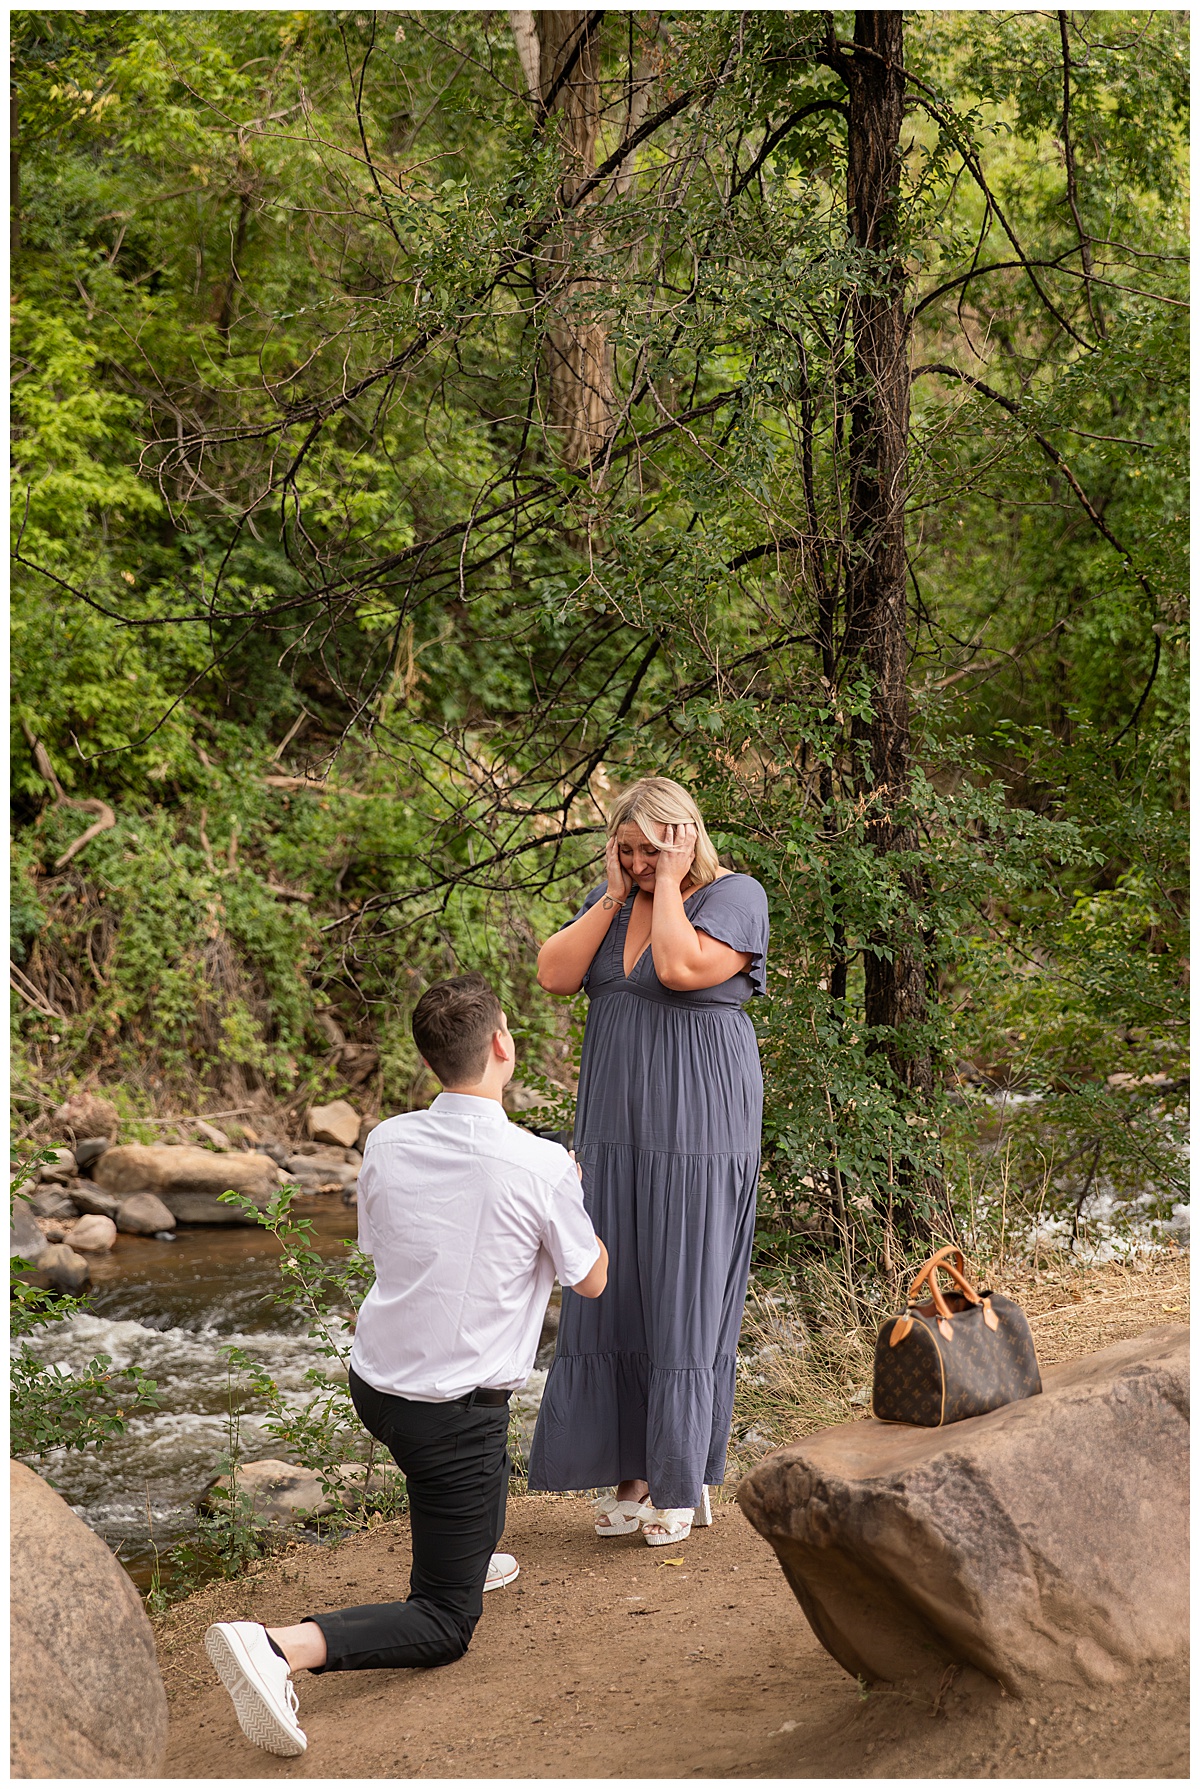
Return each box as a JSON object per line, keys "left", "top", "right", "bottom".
{"left": 456, "top": 1387, "right": 510, "bottom": 1408}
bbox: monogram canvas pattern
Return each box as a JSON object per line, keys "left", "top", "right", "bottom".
{"left": 872, "top": 1318, "right": 944, "bottom": 1424}
{"left": 871, "top": 1293, "right": 1041, "bottom": 1427}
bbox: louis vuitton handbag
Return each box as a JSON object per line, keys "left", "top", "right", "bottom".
{"left": 871, "top": 1246, "right": 1042, "bottom": 1426}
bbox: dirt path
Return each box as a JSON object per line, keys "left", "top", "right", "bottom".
{"left": 154, "top": 1265, "right": 1189, "bottom": 1780}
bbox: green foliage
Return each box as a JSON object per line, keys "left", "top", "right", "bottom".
{"left": 10, "top": 11, "right": 1187, "bottom": 1273}
{"left": 10, "top": 1149, "right": 160, "bottom": 1467}
{"left": 216, "top": 1184, "right": 405, "bottom": 1533}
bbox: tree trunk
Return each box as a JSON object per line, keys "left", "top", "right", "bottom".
{"left": 511, "top": 10, "right": 615, "bottom": 468}
{"left": 837, "top": 12, "right": 948, "bottom": 1239}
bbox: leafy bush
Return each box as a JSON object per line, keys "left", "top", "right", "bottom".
{"left": 10, "top": 1149, "right": 160, "bottom": 1466}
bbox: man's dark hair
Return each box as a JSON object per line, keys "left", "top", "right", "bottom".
{"left": 411, "top": 973, "right": 504, "bottom": 1086}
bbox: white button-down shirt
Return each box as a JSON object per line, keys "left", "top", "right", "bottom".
{"left": 349, "top": 1091, "right": 600, "bottom": 1402}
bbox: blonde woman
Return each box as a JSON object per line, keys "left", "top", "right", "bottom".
{"left": 527, "top": 777, "right": 769, "bottom": 1545}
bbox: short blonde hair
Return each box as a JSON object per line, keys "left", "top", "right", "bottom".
{"left": 605, "top": 776, "right": 721, "bottom": 889}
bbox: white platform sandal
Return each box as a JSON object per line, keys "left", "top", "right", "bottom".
{"left": 593, "top": 1491, "right": 651, "bottom": 1537}
{"left": 641, "top": 1485, "right": 712, "bottom": 1546}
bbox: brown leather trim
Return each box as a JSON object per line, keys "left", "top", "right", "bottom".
{"left": 908, "top": 1252, "right": 983, "bottom": 1312}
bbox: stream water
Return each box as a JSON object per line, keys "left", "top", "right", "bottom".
{"left": 16, "top": 1203, "right": 556, "bottom": 1590}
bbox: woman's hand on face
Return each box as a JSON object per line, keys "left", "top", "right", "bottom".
{"left": 651, "top": 822, "right": 697, "bottom": 887}
{"left": 603, "top": 835, "right": 631, "bottom": 903}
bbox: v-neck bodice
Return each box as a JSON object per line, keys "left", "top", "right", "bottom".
{"left": 589, "top": 877, "right": 763, "bottom": 1008}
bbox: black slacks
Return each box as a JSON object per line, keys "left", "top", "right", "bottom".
{"left": 305, "top": 1366, "right": 510, "bottom": 1672}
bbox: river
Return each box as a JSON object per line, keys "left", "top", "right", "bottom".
{"left": 17, "top": 1201, "right": 556, "bottom": 1591}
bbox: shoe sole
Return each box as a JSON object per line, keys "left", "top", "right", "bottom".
{"left": 204, "top": 1626, "right": 307, "bottom": 1757}
{"left": 643, "top": 1488, "right": 711, "bottom": 1546}
{"left": 483, "top": 1561, "right": 520, "bottom": 1591}
{"left": 643, "top": 1522, "right": 693, "bottom": 1546}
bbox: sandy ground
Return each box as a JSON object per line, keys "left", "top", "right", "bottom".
{"left": 154, "top": 1259, "right": 1189, "bottom": 1780}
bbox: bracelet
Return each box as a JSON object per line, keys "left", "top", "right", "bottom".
{"left": 601, "top": 893, "right": 622, "bottom": 911}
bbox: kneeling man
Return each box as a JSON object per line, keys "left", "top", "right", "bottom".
{"left": 205, "top": 973, "right": 607, "bottom": 1756}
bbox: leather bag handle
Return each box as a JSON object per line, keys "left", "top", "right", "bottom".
{"left": 908, "top": 1253, "right": 983, "bottom": 1313}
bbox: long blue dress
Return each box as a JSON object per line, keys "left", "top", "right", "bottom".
{"left": 528, "top": 873, "right": 769, "bottom": 1510}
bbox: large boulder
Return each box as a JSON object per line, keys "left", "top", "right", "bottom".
{"left": 115, "top": 1193, "right": 176, "bottom": 1236}
{"left": 54, "top": 1093, "right": 120, "bottom": 1141}
{"left": 10, "top": 1460, "right": 169, "bottom": 1777}
{"left": 200, "top": 1459, "right": 330, "bottom": 1526}
{"left": 93, "top": 1144, "right": 279, "bottom": 1205}
{"left": 307, "top": 1100, "right": 361, "bottom": 1149}
{"left": 737, "top": 1325, "right": 1188, "bottom": 1697}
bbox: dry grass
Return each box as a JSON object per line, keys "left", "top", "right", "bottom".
{"left": 727, "top": 1248, "right": 1189, "bottom": 1482}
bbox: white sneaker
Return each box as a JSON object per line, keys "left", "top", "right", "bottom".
{"left": 483, "top": 1551, "right": 519, "bottom": 1592}
{"left": 204, "top": 1621, "right": 308, "bottom": 1757}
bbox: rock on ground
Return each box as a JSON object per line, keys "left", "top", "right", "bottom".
{"left": 71, "top": 1185, "right": 122, "bottom": 1219}
{"left": 327, "top": 1459, "right": 405, "bottom": 1508}
{"left": 27, "top": 1186, "right": 79, "bottom": 1220}
{"left": 54, "top": 1093, "right": 120, "bottom": 1141}
{"left": 11, "top": 1460, "right": 169, "bottom": 1778}
{"left": 70, "top": 1213, "right": 118, "bottom": 1252}
{"left": 116, "top": 1192, "right": 177, "bottom": 1235}
{"left": 94, "top": 1144, "right": 279, "bottom": 1204}
{"left": 737, "top": 1324, "right": 1188, "bottom": 1697}
{"left": 201, "top": 1460, "right": 331, "bottom": 1526}
{"left": 307, "top": 1100, "right": 361, "bottom": 1150}
{"left": 285, "top": 1154, "right": 358, "bottom": 1191}
{"left": 158, "top": 1190, "right": 266, "bottom": 1225}
{"left": 10, "top": 1198, "right": 48, "bottom": 1263}
{"left": 37, "top": 1149, "right": 77, "bottom": 1184}
{"left": 34, "top": 1242, "right": 90, "bottom": 1292}
{"left": 72, "top": 1136, "right": 112, "bottom": 1172}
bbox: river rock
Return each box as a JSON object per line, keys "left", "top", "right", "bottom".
{"left": 159, "top": 1191, "right": 266, "bottom": 1225}
{"left": 357, "top": 1114, "right": 380, "bottom": 1151}
{"left": 201, "top": 1459, "right": 330, "bottom": 1526}
{"left": 115, "top": 1192, "right": 176, "bottom": 1235}
{"left": 328, "top": 1458, "right": 405, "bottom": 1508}
{"left": 73, "top": 1136, "right": 112, "bottom": 1172}
{"left": 737, "top": 1325, "right": 1188, "bottom": 1697}
{"left": 54, "top": 1092, "right": 120, "bottom": 1141}
{"left": 10, "top": 1459, "right": 169, "bottom": 1777}
{"left": 37, "top": 1148, "right": 77, "bottom": 1184}
{"left": 10, "top": 1197, "right": 48, "bottom": 1263}
{"left": 34, "top": 1242, "right": 90, "bottom": 1292}
{"left": 72, "top": 1184, "right": 122, "bottom": 1219}
{"left": 307, "top": 1100, "right": 361, "bottom": 1149}
{"left": 70, "top": 1213, "right": 118, "bottom": 1253}
{"left": 93, "top": 1143, "right": 279, "bottom": 1202}
{"left": 284, "top": 1153, "right": 358, "bottom": 1190}
{"left": 27, "top": 1185, "right": 79, "bottom": 1220}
